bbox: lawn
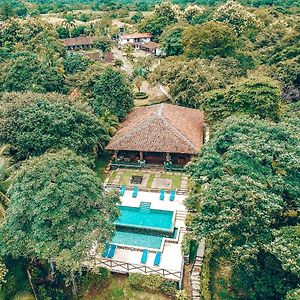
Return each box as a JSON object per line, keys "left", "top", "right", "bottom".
{"left": 84, "top": 274, "right": 170, "bottom": 300}
{"left": 161, "top": 173, "right": 182, "bottom": 190}
{"left": 146, "top": 173, "right": 155, "bottom": 188}
{"left": 108, "top": 170, "right": 118, "bottom": 183}
{"left": 119, "top": 170, "right": 146, "bottom": 185}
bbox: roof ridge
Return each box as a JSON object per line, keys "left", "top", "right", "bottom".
{"left": 158, "top": 108, "right": 197, "bottom": 151}
{"left": 110, "top": 113, "right": 157, "bottom": 147}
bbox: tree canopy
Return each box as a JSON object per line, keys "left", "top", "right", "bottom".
{"left": 200, "top": 76, "right": 282, "bottom": 122}
{"left": 183, "top": 21, "right": 238, "bottom": 59}
{"left": 0, "top": 92, "right": 103, "bottom": 159}
{"left": 188, "top": 115, "right": 300, "bottom": 298}
{"left": 0, "top": 149, "right": 119, "bottom": 272}
{"left": 92, "top": 67, "right": 133, "bottom": 120}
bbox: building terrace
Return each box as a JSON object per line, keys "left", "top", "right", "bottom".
{"left": 106, "top": 103, "right": 205, "bottom": 167}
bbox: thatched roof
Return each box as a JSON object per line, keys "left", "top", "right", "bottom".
{"left": 106, "top": 104, "right": 204, "bottom": 154}
{"left": 60, "top": 36, "right": 94, "bottom": 47}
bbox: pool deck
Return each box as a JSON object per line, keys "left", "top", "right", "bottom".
{"left": 119, "top": 190, "right": 187, "bottom": 230}
{"left": 87, "top": 190, "right": 188, "bottom": 284}
{"left": 120, "top": 190, "right": 187, "bottom": 211}
{"left": 89, "top": 240, "right": 184, "bottom": 281}
{"left": 99, "top": 191, "right": 187, "bottom": 282}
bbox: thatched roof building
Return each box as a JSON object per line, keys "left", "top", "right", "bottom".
{"left": 106, "top": 104, "right": 204, "bottom": 165}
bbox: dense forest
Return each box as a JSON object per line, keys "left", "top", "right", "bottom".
{"left": 0, "top": 0, "right": 299, "bottom": 299}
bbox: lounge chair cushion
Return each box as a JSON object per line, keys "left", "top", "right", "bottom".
{"left": 108, "top": 244, "right": 117, "bottom": 258}
{"left": 154, "top": 252, "right": 162, "bottom": 266}
{"left": 141, "top": 249, "right": 149, "bottom": 264}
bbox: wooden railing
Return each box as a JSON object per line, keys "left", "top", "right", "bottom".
{"left": 95, "top": 257, "right": 182, "bottom": 281}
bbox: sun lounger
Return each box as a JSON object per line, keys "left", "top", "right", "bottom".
{"left": 154, "top": 252, "right": 162, "bottom": 266}
{"left": 141, "top": 249, "right": 149, "bottom": 264}
{"left": 132, "top": 186, "right": 138, "bottom": 198}
{"left": 169, "top": 190, "right": 176, "bottom": 201}
{"left": 160, "top": 189, "right": 165, "bottom": 200}
{"left": 119, "top": 185, "right": 126, "bottom": 196}
{"left": 102, "top": 244, "right": 110, "bottom": 258}
{"left": 107, "top": 244, "right": 116, "bottom": 259}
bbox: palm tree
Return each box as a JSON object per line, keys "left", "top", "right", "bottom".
{"left": 97, "top": 111, "right": 119, "bottom": 152}
{"left": 62, "top": 15, "right": 76, "bottom": 38}
{"left": 0, "top": 144, "right": 14, "bottom": 221}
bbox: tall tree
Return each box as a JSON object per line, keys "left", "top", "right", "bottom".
{"left": 200, "top": 76, "right": 282, "bottom": 122}
{"left": 0, "top": 93, "right": 103, "bottom": 159}
{"left": 62, "top": 15, "right": 76, "bottom": 38}
{"left": 92, "top": 67, "right": 133, "bottom": 120}
{"left": 188, "top": 115, "right": 300, "bottom": 299}
{"left": 0, "top": 149, "right": 119, "bottom": 272}
{"left": 183, "top": 21, "right": 238, "bottom": 59}
{"left": 160, "top": 25, "right": 184, "bottom": 56}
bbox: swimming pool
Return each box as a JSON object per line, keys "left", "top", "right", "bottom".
{"left": 114, "top": 205, "right": 174, "bottom": 233}
{"left": 111, "top": 230, "right": 163, "bottom": 250}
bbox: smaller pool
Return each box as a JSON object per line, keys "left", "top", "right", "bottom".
{"left": 112, "top": 230, "right": 163, "bottom": 249}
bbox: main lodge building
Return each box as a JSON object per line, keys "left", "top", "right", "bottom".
{"left": 106, "top": 103, "right": 205, "bottom": 166}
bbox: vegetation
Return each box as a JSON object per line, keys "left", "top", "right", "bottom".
{"left": 0, "top": 0, "right": 299, "bottom": 298}
{"left": 188, "top": 114, "right": 300, "bottom": 299}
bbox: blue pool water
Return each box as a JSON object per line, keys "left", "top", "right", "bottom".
{"left": 115, "top": 206, "right": 174, "bottom": 232}
{"left": 112, "top": 230, "right": 163, "bottom": 249}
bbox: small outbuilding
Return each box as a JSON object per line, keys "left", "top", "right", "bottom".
{"left": 106, "top": 103, "right": 205, "bottom": 166}
{"left": 60, "top": 36, "right": 94, "bottom": 50}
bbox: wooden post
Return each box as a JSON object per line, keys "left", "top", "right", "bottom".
{"left": 166, "top": 152, "right": 171, "bottom": 162}
{"left": 139, "top": 151, "right": 143, "bottom": 160}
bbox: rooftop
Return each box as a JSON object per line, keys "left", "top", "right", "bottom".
{"left": 60, "top": 36, "right": 94, "bottom": 47}
{"left": 141, "top": 41, "right": 160, "bottom": 50}
{"left": 120, "top": 32, "right": 153, "bottom": 39}
{"left": 106, "top": 103, "right": 205, "bottom": 155}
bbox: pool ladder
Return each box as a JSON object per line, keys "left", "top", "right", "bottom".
{"left": 139, "top": 202, "right": 151, "bottom": 214}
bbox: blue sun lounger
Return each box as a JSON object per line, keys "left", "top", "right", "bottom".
{"left": 102, "top": 244, "right": 110, "bottom": 258}
{"left": 169, "top": 190, "right": 176, "bottom": 201}
{"left": 107, "top": 244, "right": 116, "bottom": 259}
{"left": 132, "top": 186, "right": 138, "bottom": 198}
{"left": 154, "top": 252, "right": 162, "bottom": 266}
{"left": 120, "top": 185, "right": 126, "bottom": 196}
{"left": 141, "top": 249, "right": 149, "bottom": 264}
{"left": 160, "top": 189, "right": 165, "bottom": 200}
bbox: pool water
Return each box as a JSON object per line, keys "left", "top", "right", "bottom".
{"left": 112, "top": 230, "right": 163, "bottom": 249}
{"left": 115, "top": 206, "right": 174, "bottom": 233}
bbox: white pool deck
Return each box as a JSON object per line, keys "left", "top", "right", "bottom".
{"left": 92, "top": 190, "right": 188, "bottom": 283}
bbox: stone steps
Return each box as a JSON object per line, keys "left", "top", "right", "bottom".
{"left": 190, "top": 240, "right": 206, "bottom": 300}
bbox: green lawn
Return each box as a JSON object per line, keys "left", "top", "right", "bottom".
{"left": 119, "top": 170, "right": 146, "bottom": 185}
{"left": 108, "top": 170, "right": 118, "bottom": 183}
{"left": 161, "top": 173, "right": 182, "bottom": 190}
{"left": 146, "top": 173, "right": 155, "bottom": 189}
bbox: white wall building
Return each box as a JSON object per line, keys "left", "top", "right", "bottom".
{"left": 119, "top": 32, "right": 153, "bottom": 46}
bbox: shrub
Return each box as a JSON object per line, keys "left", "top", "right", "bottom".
{"left": 182, "top": 233, "right": 192, "bottom": 256}
{"left": 128, "top": 273, "right": 177, "bottom": 297}
{"left": 134, "top": 92, "right": 148, "bottom": 99}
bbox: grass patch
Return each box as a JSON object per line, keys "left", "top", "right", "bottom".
{"left": 108, "top": 170, "right": 118, "bottom": 183}
{"left": 120, "top": 170, "right": 145, "bottom": 185}
{"left": 146, "top": 173, "right": 155, "bottom": 189}
{"left": 161, "top": 173, "right": 182, "bottom": 190}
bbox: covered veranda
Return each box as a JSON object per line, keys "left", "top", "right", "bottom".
{"left": 113, "top": 150, "right": 192, "bottom": 165}
{"left": 106, "top": 103, "right": 205, "bottom": 169}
